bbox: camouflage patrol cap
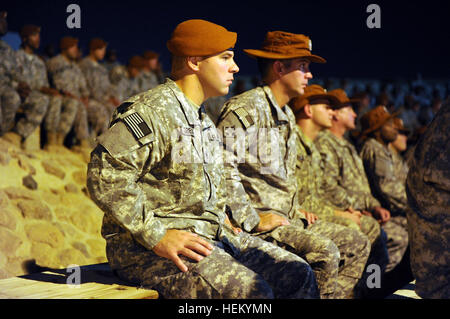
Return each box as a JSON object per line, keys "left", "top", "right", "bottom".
{"left": 289, "top": 84, "right": 340, "bottom": 114}
{"left": 20, "top": 24, "right": 41, "bottom": 39}
{"left": 60, "top": 36, "right": 78, "bottom": 50}
{"left": 167, "top": 19, "right": 237, "bottom": 57}
{"left": 89, "top": 38, "right": 108, "bottom": 51}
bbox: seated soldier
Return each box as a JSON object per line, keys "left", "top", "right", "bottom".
{"left": 217, "top": 31, "right": 370, "bottom": 299}
{"left": 87, "top": 19, "right": 319, "bottom": 299}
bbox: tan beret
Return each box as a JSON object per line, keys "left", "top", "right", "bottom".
{"left": 20, "top": 24, "right": 41, "bottom": 39}
{"left": 60, "top": 36, "right": 78, "bottom": 50}
{"left": 128, "top": 55, "right": 146, "bottom": 69}
{"left": 167, "top": 19, "right": 237, "bottom": 57}
{"left": 89, "top": 38, "right": 107, "bottom": 51}
{"left": 143, "top": 50, "right": 159, "bottom": 60}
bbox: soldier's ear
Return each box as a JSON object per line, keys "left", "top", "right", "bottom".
{"left": 304, "top": 104, "right": 313, "bottom": 118}
{"left": 186, "top": 56, "right": 202, "bottom": 72}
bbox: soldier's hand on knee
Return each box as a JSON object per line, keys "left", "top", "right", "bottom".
{"left": 302, "top": 210, "right": 318, "bottom": 225}
{"left": 152, "top": 229, "right": 214, "bottom": 273}
{"left": 336, "top": 210, "right": 362, "bottom": 228}
{"left": 372, "top": 206, "right": 391, "bottom": 224}
{"left": 347, "top": 207, "right": 362, "bottom": 217}
{"left": 256, "top": 212, "right": 290, "bottom": 232}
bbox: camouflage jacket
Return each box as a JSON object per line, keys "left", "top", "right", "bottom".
{"left": 315, "top": 130, "right": 381, "bottom": 211}
{"left": 15, "top": 48, "right": 50, "bottom": 90}
{"left": 295, "top": 126, "right": 337, "bottom": 217}
{"left": 87, "top": 78, "right": 254, "bottom": 254}
{"left": 138, "top": 70, "right": 159, "bottom": 92}
{"left": 0, "top": 40, "right": 20, "bottom": 88}
{"left": 46, "top": 54, "right": 89, "bottom": 98}
{"left": 78, "top": 57, "right": 117, "bottom": 102}
{"left": 359, "top": 137, "right": 407, "bottom": 215}
{"left": 406, "top": 99, "right": 450, "bottom": 227}
{"left": 216, "top": 86, "right": 305, "bottom": 225}
{"left": 391, "top": 149, "right": 409, "bottom": 185}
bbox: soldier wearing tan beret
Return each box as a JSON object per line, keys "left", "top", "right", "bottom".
{"left": 87, "top": 19, "right": 319, "bottom": 299}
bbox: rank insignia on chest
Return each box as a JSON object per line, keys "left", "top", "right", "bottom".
{"left": 122, "top": 112, "right": 152, "bottom": 140}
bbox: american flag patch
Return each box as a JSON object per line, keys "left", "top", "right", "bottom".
{"left": 233, "top": 107, "right": 254, "bottom": 129}
{"left": 122, "top": 112, "right": 152, "bottom": 140}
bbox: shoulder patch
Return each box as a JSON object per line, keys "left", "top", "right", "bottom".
{"left": 122, "top": 112, "right": 153, "bottom": 140}
{"left": 97, "top": 122, "right": 140, "bottom": 157}
{"left": 233, "top": 107, "right": 254, "bottom": 130}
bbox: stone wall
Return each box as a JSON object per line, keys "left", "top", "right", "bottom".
{"left": 0, "top": 137, "right": 107, "bottom": 279}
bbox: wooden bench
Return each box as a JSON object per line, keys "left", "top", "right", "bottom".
{"left": 0, "top": 263, "right": 158, "bottom": 299}
{"left": 386, "top": 280, "right": 421, "bottom": 299}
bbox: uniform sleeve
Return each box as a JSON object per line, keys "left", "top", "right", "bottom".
{"left": 317, "top": 141, "right": 354, "bottom": 210}
{"left": 360, "top": 144, "right": 408, "bottom": 213}
{"left": 217, "top": 106, "right": 261, "bottom": 232}
{"left": 87, "top": 117, "right": 167, "bottom": 250}
{"left": 78, "top": 67, "right": 90, "bottom": 98}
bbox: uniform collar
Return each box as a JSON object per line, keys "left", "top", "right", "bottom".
{"left": 322, "top": 129, "right": 349, "bottom": 148}
{"left": 165, "top": 78, "right": 202, "bottom": 126}
{"left": 296, "top": 126, "right": 314, "bottom": 155}
{"left": 262, "top": 86, "right": 289, "bottom": 125}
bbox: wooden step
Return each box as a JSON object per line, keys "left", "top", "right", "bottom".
{"left": 0, "top": 263, "right": 158, "bottom": 299}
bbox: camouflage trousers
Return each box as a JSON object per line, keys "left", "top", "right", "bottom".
{"left": 14, "top": 90, "right": 49, "bottom": 139}
{"left": 407, "top": 207, "right": 450, "bottom": 298}
{"left": 107, "top": 227, "right": 319, "bottom": 299}
{"left": 319, "top": 214, "right": 390, "bottom": 298}
{"left": 59, "top": 97, "right": 89, "bottom": 140}
{"left": 0, "top": 85, "right": 21, "bottom": 135}
{"left": 259, "top": 218, "right": 370, "bottom": 299}
{"left": 87, "top": 99, "right": 110, "bottom": 136}
{"left": 382, "top": 216, "right": 409, "bottom": 272}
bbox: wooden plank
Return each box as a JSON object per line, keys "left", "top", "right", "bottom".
{"left": 0, "top": 264, "right": 159, "bottom": 299}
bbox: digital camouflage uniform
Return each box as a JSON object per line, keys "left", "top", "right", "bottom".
{"left": 109, "top": 65, "right": 141, "bottom": 102}
{"left": 15, "top": 48, "right": 70, "bottom": 139}
{"left": 359, "top": 137, "right": 409, "bottom": 271}
{"left": 316, "top": 130, "right": 407, "bottom": 272}
{"left": 295, "top": 124, "right": 389, "bottom": 296}
{"left": 87, "top": 78, "right": 318, "bottom": 299}
{"left": 47, "top": 54, "right": 90, "bottom": 140}
{"left": 137, "top": 70, "right": 159, "bottom": 92}
{"left": 391, "top": 149, "right": 409, "bottom": 186}
{"left": 78, "top": 57, "right": 118, "bottom": 135}
{"left": 216, "top": 86, "right": 370, "bottom": 299}
{"left": 406, "top": 100, "right": 450, "bottom": 299}
{"left": 0, "top": 40, "right": 21, "bottom": 135}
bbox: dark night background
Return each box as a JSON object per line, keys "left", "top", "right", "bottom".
{"left": 2, "top": 0, "right": 450, "bottom": 80}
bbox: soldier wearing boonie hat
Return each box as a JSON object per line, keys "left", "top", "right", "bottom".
{"left": 315, "top": 90, "right": 408, "bottom": 278}
{"left": 217, "top": 32, "right": 372, "bottom": 299}
{"left": 389, "top": 117, "right": 410, "bottom": 185}
{"left": 87, "top": 19, "right": 319, "bottom": 299}
{"left": 359, "top": 106, "right": 410, "bottom": 274}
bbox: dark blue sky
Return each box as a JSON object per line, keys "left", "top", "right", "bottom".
{"left": 2, "top": 0, "right": 450, "bottom": 79}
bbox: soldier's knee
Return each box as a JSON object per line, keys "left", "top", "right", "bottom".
{"left": 314, "top": 236, "right": 341, "bottom": 266}
{"left": 223, "top": 277, "right": 274, "bottom": 299}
